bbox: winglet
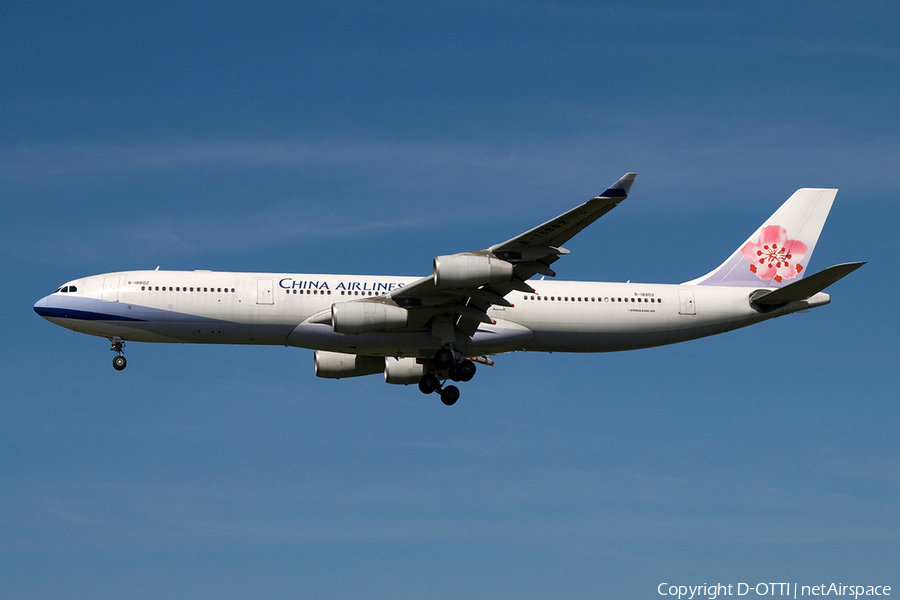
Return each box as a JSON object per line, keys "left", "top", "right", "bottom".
{"left": 599, "top": 172, "right": 637, "bottom": 199}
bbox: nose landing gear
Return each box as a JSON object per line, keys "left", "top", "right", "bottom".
{"left": 110, "top": 337, "right": 127, "bottom": 371}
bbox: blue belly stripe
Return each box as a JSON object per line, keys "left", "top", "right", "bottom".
{"left": 34, "top": 296, "right": 230, "bottom": 324}
{"left": 34, "top": 306, "right": 146, "bottom": 321}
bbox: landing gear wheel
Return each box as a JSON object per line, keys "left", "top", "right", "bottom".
{"left": 457, "top": 360, "right": 476, "bottom": 382}
{"left": 440, "top": 385, "right": 460, "bottom": 406}
{"left": 109, "top": 337, "right": 126, "bottom": 370}
{"left": 419, "top": 373, "right": 440, "bottom": 394}
{"left": 433, "top": 348, "right": 455, "bottom": 370}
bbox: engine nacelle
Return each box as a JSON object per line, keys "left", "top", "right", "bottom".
{"left": 384, "top": 357, "right": 429, "bottom": 384}
{"left": 331, "top": 302, "right": 408, "bottom": 334}
{"left": 315, "top": 350, "right": 383, "bottom": 379}
{"left": 433, "top": 254, "right": 513, "bottom": 289}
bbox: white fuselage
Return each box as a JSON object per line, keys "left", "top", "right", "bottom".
{"left": 33, "top": 269, "right": 830, "bottom": 358}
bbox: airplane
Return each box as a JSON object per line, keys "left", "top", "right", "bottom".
{"left": 34, "top": 173, "right": 864, "bottom": 406}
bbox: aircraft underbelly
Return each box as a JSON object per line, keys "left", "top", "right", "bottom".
{"left": 53, "top": 318, "right": 295, "bottom": 345}
{"left": 287, "top": 319, "right": 533, "bottom": 357}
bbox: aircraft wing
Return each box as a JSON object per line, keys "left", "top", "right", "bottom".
{"left": 490, "top": 172, "right": 637, "bottom": 255}
{"left": 386, "top": 172, "right": 637, "bottom": 336}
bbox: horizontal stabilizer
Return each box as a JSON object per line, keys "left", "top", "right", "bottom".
{"left": 752, "top": 262, "right": 865, "bottom": 307}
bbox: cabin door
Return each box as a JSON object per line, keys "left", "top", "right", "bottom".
{"left": 257, "top": 279, "right": 274, "bottom": 305}
{"left": 678, "top": 289, "right": 696, "bottom": 315}
{"left": 101, "top": 277, "right": 119, "bottom": 302}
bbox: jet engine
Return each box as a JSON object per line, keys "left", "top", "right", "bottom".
{"left": 433, "top": 254, "right": 513, "bottom": 288}
{"left": 384, "top": 357, "right": 429, "bottom": 384}
{"left": 314, "top": 350, "right": 383, "bottom": 379}
{"left": 331, "top": 302, "right": 408, "bottom": 334}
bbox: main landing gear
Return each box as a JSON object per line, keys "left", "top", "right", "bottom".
{"left": 418, "top": 347, "right": 477, "bottom": 406}
{"left": 110, "top": 337, "right": 127, "bottom": 371}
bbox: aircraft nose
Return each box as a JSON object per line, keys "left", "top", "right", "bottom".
{"left": 34, "top": 295, "right": 51, "bottom": 318}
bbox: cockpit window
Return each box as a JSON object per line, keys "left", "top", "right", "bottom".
{"left": 56, "top": 285, "right": 78, "bottom": 293}
{"left": 69, "top": 286, "right": 77, "bottom": 293}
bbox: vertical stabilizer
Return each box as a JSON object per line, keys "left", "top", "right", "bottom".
{"left": 685, "top": 188, "right": 837, "bottom": 287}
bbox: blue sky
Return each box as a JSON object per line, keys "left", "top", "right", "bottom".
{"left": 2, "top": 1, "right": 898, "bottom": 598}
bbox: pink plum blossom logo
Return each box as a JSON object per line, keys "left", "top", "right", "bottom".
{"left": 740, "top": 225, "right": 808, "bottom": 283}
